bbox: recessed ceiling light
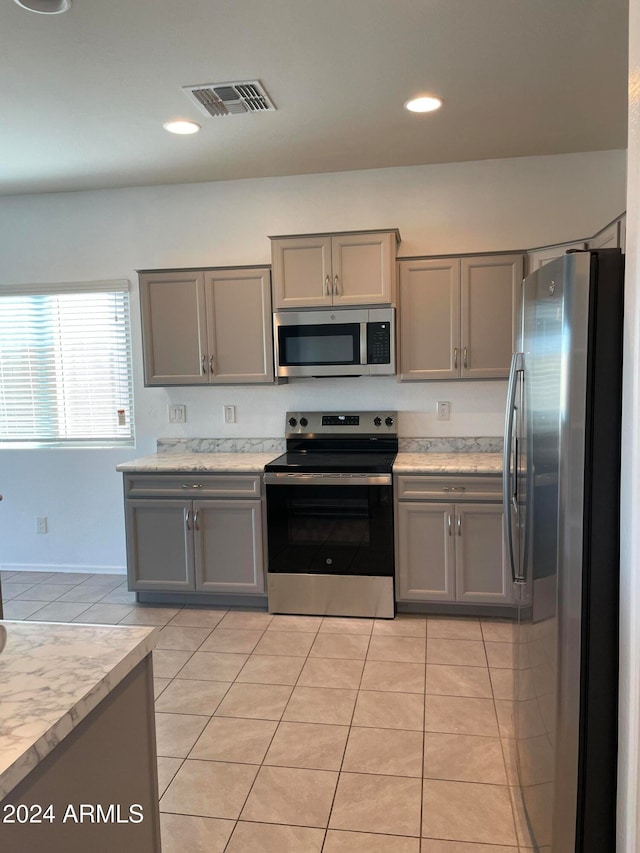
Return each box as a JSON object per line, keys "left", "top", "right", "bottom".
{"left": 405, "top": 95, "right": 443, "bottom": 113}
{"left": 13, "top": 0, "right": 71, "bottom": 13}
{"left": 163, "top": 120, "right": 201, "bottom": 135}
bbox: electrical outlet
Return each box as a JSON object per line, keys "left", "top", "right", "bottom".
{"left": 36, "top": 516, "right": 48, "bottom": 534}
{"left": 168, "top": 404, "right": 186, "bottom": 423}
{"left": 224, "top": 405, "right": 237, "bottom": 424}
{"left": 436, "top": 401, "right": 451, "bottom": 421}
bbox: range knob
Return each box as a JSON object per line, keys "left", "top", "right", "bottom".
{"left": 288, "top": 417, "right": 298, "bottom": 428}
{"left": 299, "top": 417, "right": 308, "bottom": 427}
{"left": 373, "top": 417, "right": 382, "bottom": 427}
{"left": 385, "top": 416, "right": 394, "bottom": 427}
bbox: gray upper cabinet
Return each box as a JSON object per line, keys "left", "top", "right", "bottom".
{"left": 588, "top": 219, "right": 620, "bottom": 251}
{"left": 460, "top": 254, "right": 523, "bottom": 379}
{"left": 139, "top": 267, "right": 274, "bottom": 385}
{"left": 399, "top": 253, "right": 523, "bottom": 380}
{"left": 399, "top": 257, "right": 460, "bottom": 381}
{"left": 527, "top": 241, "right": 587, "bottom": 274}
{"left": 270, "top": 230, "right": 398, "bottom": 309}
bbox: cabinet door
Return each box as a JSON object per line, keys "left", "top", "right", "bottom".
{"left": 125, "top": 499, "right": 195, "bottom": 591}
{"left": 455, "top": 504, "right": 510, "bottom": 604}
{"left": 204, "top": 268, "right": 274, "bottom": 383}
{"left": 398, "top": 258, "right": 461, "bottom": 380}
{"left": 460, "top": 254, "right": 523, "bottom": 379}
{"left": 588, "top": 221, "right": 620, "bottom": 250}
{"left": 139, "top": 271, "right": 208, "bottom": 385}
{"left": 331, "top": 232, "right": 395, "bottom": 306}
{"left": 271, "top": 236, "right": 332, "bottom": 309}
{"left": 396, "top": 501, "right": 455, "bottom": 601}
{"left": 527, "top": 241, "right": 586, "bottom": 274}
{"left": 194, "top": 500, "right": 265, "bottom": 594}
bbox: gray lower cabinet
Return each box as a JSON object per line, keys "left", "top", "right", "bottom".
{"left": 395, "top": 474, "right": 510, "bottom": 606}
{"left": 124, "top": 474, "right": 265, "bottom": 596}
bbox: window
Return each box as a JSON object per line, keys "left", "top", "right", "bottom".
{"left": 0, "top": 280, "right": 134, "bottom": 447}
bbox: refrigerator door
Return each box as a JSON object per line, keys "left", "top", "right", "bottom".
{"left": 512, "top": 249, "right": 622, "bottom": 852}
{"left": 513, "top": 256, "right": 565, "bottom": 851}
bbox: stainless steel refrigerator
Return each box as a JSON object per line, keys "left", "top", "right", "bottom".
{"left": 503, "top": 249, "right": 624, "bottom": 852}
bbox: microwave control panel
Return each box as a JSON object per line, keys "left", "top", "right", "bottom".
{"left": 367, "top": 322, "right": 391, "bottom": 364}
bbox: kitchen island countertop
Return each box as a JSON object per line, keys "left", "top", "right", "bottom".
{"left": 393, "top": 452, "right": 503, "bottom": 474}
{"left": 0, "top": 620, "right": 158, "bottom": 800}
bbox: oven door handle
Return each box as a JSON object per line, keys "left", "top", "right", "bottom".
{"left": 264, "top": 472, "right": 392, "bottom": 486}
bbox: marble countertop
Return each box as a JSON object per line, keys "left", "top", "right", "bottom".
{"left": 393, "top": 452, "right": 503, "bottom": 474}
{"left": 117, "top": 450, "right": 504, "bottom": 475}
{"left": 116, "top": 451, "right": 279, "bottom": 473}
{"left": 0, "top": 621, "right": 158, "bottom": 800}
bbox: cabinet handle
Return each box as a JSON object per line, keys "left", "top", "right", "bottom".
{"left": 457, "top": 515, "right": 462, "bottom": 536}
{"left": 181, "top": 484, "right": 204, "bottom": 489}
{"left": 453, "top": 347, "right": 458, "bottom": 369}
{"left": 193, "top": 509, "right": 200, "bottom": 531}
{"left": 442, "top": 486, "right": 466, "bottom": 492}
{"left": 463, "top": 347, "right": 468, "bottom": 369}
{"left": 448, "top": 513, "right": 452, "bottom": 536}
{"left": 185, "top": 508, "right": 192, "bottom": 531}
{"left": 209, "top": 355, "right": 215, "bottom": 374}
{"left": 333, "top": 275, "right": 339, "bottom": 295}
{"left": 324, "top": 275, "right": 330, "bottom": 296}
{"left": 201, "top": 354, "right": 207, "bottom": 374}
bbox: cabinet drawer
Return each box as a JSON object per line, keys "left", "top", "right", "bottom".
{"left": 124, "top": 473, "right": 262, "bottom": 499}
{"left": 395, "top": 474, "right": 502, "bottom": 502}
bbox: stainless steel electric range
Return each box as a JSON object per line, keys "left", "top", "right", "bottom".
{"left": 264, "top": 411, "right": 397, "bottom": 619}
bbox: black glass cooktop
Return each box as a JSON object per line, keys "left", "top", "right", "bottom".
{"left": 265, "top": 450, "right": 397, "bottom": 474}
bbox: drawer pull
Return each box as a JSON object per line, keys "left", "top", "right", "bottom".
{"left": 442, "top": 486, "right": 466, "bottom": 492}
{"left": 181, "top": 484, "right": 204, "bottom": 489}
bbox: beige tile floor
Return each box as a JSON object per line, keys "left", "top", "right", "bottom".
{"left": 1, "top": 570, "right": 539, "bottom": 852}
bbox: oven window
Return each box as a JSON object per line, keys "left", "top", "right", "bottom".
{"left": 266, "top": 484, "right": 394, "bottom": 577}
{"left": 278, "top": 323, "right": 359, "bottom": 366}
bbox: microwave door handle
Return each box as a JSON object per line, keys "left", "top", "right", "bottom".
{"left": 360, "top": 322, "right": 367, "bottom": 365}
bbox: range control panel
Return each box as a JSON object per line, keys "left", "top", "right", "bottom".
{"left": 285, "top": 411, "right": 397, "bottom": 436}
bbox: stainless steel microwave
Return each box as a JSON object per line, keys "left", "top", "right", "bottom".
{"left": 273, "top": 307, "right": 395, "bottom": 378}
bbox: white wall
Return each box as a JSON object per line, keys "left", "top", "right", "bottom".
{"left": 0, "top": 150, "right": 626, "bottom": 572}
{"left": 617, "top": 0, "right": 640, "bottom": 845}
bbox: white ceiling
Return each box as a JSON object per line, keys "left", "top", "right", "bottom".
{"left": 0, "top": 0, "right": 628, "bottom": 197}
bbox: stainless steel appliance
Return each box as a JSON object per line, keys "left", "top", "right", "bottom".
{"left": 265, "top": 411, "right": 397, "bottom": 618}
{"left": 273, "top": 308, "right": 395, "bottom": 378}
{"left": 503, "top": 249, "right": 623, "bottom": 852}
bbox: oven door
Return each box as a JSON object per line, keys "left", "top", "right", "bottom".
{"left": 265, "top": 473, "right": 394, "bottom": 577}
{"left": 274, "top": 311, "right": 367, "bottom": 377}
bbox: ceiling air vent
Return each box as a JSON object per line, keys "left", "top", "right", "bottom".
{"left": 183, "top": 80, "right": 276, "bottom": 117}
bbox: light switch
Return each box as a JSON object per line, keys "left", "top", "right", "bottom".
{"left": 224, "top": 405, "right": 236, "bottom": 424}
{"left": 168, "top": 404, "right": 186, "bottom": 423}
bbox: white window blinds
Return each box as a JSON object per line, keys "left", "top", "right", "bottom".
{"left": 0, "top": 280, "right": 134, "bottom": 447}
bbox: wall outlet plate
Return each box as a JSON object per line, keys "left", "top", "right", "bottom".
{"left": 436, "top": 401, "right": 451, "bottom": 421}
{"left": 168, "top": 404, "right": 186, "bottom": 423}
{"left": 36, "top": 516, "right": 48, "bottom": 534}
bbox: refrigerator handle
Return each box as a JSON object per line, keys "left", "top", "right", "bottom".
{"left": 503, "top": 352, "right": 524, "bottom": 584}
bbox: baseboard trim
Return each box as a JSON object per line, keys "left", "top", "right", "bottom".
{"left": 0, "top": 563, "right": 126, "bottom": 575}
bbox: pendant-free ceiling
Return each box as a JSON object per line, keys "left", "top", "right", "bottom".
{"left": 13, "top": 0, "right": 72, "bottom": 13}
